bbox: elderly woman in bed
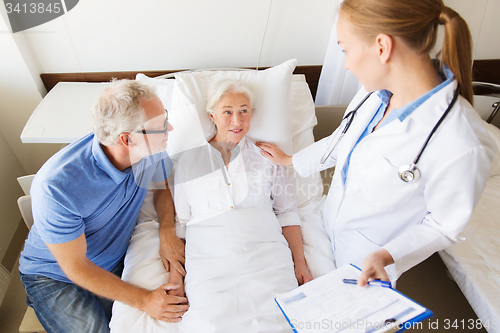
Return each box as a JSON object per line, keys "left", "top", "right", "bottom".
{"left": 170, "top": 78, "right": 312, "bottom": 331}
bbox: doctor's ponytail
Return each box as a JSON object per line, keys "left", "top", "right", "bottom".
{"left": 438, "top": 6, "right": 473, "bottom": 105}
{"left": 339, "top": 0, "right": 474, "bottom": 105}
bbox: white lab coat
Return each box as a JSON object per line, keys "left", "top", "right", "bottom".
{"left": 293, "top": 79, "right": 497, "bottom": 280}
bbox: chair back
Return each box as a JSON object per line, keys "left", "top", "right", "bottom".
{"left": 17, "top": 195, "right": 33, "bottom": 230}
{"left": 17, "top": 175, "right": 35, "bottom": 230}
{"left": 17, "top": 175, "right": 35, "bottom": 195}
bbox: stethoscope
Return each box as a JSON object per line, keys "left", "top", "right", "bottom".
{"left": 319, "top": 85, "right": 461, "bottom": 183}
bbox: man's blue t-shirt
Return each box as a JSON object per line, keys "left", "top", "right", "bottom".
{"left": 19, "top": 133, "right": 173, "bottom": 283}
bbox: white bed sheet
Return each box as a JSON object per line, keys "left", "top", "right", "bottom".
{"left": 109, "top": 220, "right": 178, "bottom": 333}
{"left": 180, "top": 209, "right": 297, "bottom": 332}
{"left": 440, "top": 176, "right": 500, "bottom": 333}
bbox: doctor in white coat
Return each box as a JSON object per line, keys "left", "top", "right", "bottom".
{"left": 257, "top": 0, "right": 496, "bottom": 285}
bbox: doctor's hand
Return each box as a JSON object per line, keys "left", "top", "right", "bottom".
{"left": 159, "top": 227, "right": 186, "bottom": 276}
{"left": 255, "top": 142, "right": 293, "bottom": 166}
{"left": 358, "top": 249, "right": 394, "bottom": 287}
{"left": 144, "top": 283, "right": 189, "bottom": 322}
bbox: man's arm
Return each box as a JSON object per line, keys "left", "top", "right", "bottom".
{"left": 46, "top": 234, "right": 188, "bottom": 322}
{"left": 153, "top": 182, "right": 186, "bottom": 276}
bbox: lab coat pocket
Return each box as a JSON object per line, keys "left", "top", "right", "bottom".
{"left": 360, "top": 155, "right": 419, "bottom": 212}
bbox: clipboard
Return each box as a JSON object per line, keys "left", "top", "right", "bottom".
{"left": 275, "top": 264, "right": 432, "bottom": 333}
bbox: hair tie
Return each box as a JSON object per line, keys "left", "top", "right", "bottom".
{"left": 438, "top": 6, "right": 458, "bottom": 25}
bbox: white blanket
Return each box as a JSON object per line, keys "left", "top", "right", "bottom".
{"left": 109, "top": 220, "right": 179, "bottom": 333}
{"left": 181, "top": 209, "right": 297, "bottom": 332}
{"left": 110, "top": 209, "right": 298, "bottom": 333}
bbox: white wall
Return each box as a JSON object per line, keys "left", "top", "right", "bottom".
{"left": 444, "top": 0, "right": 500, "bottom": 60}
{"left": 20, "top": 0, "right": 338, "bottom": 73}
{"left": 13, "top": 0, "right": 498, "bottom": 78}
{"left": 471, "top": 0, "right": 500, "bottom": 60}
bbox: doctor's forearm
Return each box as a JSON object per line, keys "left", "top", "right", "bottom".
{"left": 383, "top": 224, "right": 454, "bottom": 276}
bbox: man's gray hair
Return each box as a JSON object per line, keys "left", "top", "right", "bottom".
{"left": 205, "top": 78, "right": 255, "bottom": 115}
{"left": 90, "top": 79, "right": 156, "bottom": 146}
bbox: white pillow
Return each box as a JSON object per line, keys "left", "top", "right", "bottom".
{"left": 135, "top": 73, "right": 176, "bottom": 112}
{"left": 289, "top": 74, "right": 317, "bottom": 141}
{"left": 167, "top": 59, "right": 296, "bottom": 157}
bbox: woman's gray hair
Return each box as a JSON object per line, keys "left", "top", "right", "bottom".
{"left": 90, "top": 79, "right": 156, "bottom": 146}
{"left": 205, "top": 78, "right": 255, "bottom": 115}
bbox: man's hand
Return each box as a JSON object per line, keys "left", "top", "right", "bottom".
{"left": 255, "top": 142, "right": 293, "bottom": 166}
{"left": 358, "top": 249, "right": 394, "bottom": 287}
{"left": 144, "top": 283, "right": 189, "bottom": 322}
{"left": 159, "top": 227, "right": 186, "bottom": 276}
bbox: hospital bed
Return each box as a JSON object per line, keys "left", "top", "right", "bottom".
{"left": 108, "top": 60, "right": 336, "bottom": 332}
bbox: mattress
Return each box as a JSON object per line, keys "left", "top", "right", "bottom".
{"left": 439, "top": 175, "right": 500, "bottom": 333}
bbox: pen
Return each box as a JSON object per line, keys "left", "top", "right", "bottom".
{"left": 343, "top": 279, "right": 392, "bottom": 288}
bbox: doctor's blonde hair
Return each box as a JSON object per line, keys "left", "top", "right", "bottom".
{"left": 339, "top": 0, "right": 474, "bottom": 105}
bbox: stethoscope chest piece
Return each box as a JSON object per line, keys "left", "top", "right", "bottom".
{"left": 398, "top": 164, "right": 421, "bottom": 183}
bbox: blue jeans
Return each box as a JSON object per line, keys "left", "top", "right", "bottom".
{"left": 20, "top": 259, "right": 124, "bottom": 333}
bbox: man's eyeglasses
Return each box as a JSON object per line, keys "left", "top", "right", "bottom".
{"left": 137, "top": 109, "right": 169, "bottom": 135}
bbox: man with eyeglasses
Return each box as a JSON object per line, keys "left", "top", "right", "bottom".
{"left": 19, "top": 80, "right": 188, "bottom": 333}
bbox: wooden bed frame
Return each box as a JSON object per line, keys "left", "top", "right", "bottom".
{"left": 40, "top": 66, "right": 323, "bottom": 98}
{"left": 39, "top": 59, "right": 500, "bottom": 100}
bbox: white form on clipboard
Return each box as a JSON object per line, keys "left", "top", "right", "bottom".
{"left": 275, "top": 264, "right": 432, "bottom": 333}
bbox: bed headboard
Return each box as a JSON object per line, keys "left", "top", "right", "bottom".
{"left": 472, "top": 59, "right": 500, "bottom": 95}
{"left": 40, "top": 66, "right": 323, "bottom": 99}
{"left": 39, "top": 59, "right": 500, "bottom": 101}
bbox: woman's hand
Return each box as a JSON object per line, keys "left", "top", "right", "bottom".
{"left": 159, "top": 227, "right": 186, "bottom": 276}
{"left": 295, "top": 262, "right": 313, "bottom": 285}
{"left": 358, "top": 249, "right": 394, "bottom": 286}
{"left": 255, "top": 142, "right": 293, "bottom": 166}
{"left": 168, "top": 269, "right": 186, "bottom": 297}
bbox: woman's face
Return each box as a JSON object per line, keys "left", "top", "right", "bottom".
{"left": 336, "top": 14, "right": 386, "bottom": 91}
{"left": 210, "top": 91, "right": 252, "bottom": 144}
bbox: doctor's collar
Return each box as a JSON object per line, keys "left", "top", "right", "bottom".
{"left": 432, "top": 58, "right": 455, "bottom": 82}
{"left": 376, "top": 60, "right": 455, "bottom": 123}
